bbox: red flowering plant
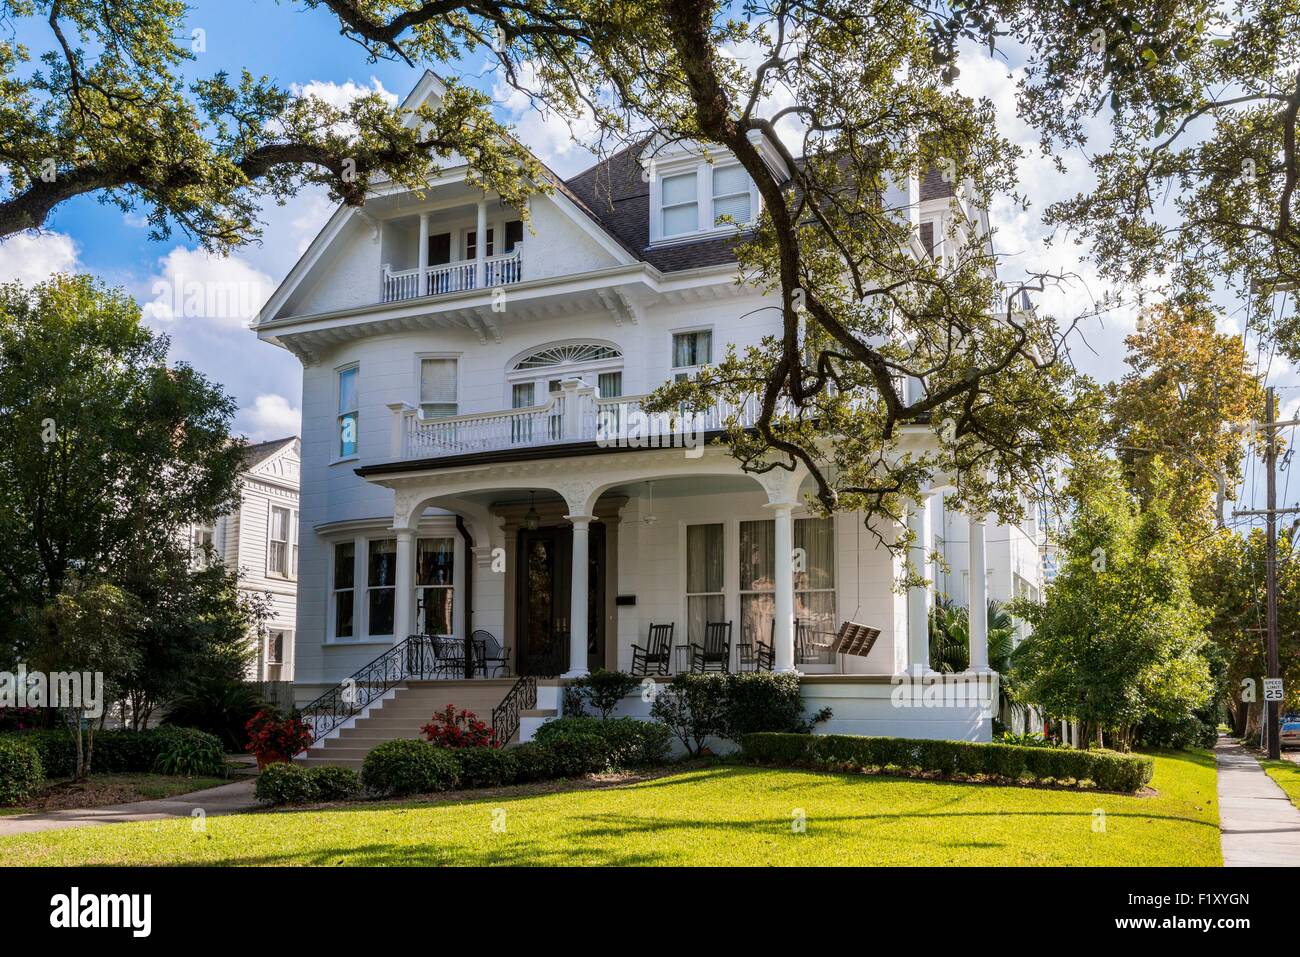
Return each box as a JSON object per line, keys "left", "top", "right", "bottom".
{"left": 421, "top": 705, "right": 498, "bottom": 749}
{"left": 245, "top": 709, "right": 315, "bottom": 768}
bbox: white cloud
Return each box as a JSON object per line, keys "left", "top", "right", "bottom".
{"left": 492, "top": 61, "right": 600, "bottom": 175}
{"left": 290, "top": 76, "right": 398, "bottom": 110}
{"left": 141, "top": 246, "right": 274, "bottom": 328}
{"left": 0, "top": 231, "right": 79, "bottom": 285}
{"left": 241, "top": 393, "right": 301, "bottom": 441}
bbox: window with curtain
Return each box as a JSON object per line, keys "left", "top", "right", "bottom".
{"left": 333, "top": 542, "right": 355, "bottom": 638}
{"left": 712, "top": 164, "right": 751, "bottom": 225}
{"left": 739, "top": 519, "right": 776, "bottom": 649}
{"left": 661, "top": 171, "right": 698, "bottom": 236}
{"left": 367, "top": 539, "right": 396, "bottom": 636}
{"left": 794, "top": 517, "right": 836, "bottom": 629}
{"left": 597, "top": 371, "right": 622, "bottom": 398}
{"left": 416, "top": 537, "right": 455, "bottom": 636}
{"left": 672, "top": 330, "right": 712, "bottom": 381}
{"left": 268, "top": 506, "right": 292, "bottom": 578}
{"left": 420, "top": 357, "right": 458, "bottom": 417}
{"left": 504, "top": 220, "right": 524, "bottom": 252}
{"left": 685, "top": 524, "right": 724, "bottom": 645}
{"left": 337, "top": 366, "right": 358, "bottom": 458}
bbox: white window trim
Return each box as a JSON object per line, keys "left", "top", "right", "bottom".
{"left": 415, "top": 535, "right": 456, "bottom": 638}
{"left": 648, "top": 159, "right": 760, "bottom": 246}
{"left": 365, "top": 537, "right": 398, "bottom": 640}
{"left": 333, "top": 363, "right": 359, "bottom": 465}
{"left": 670, "top": 325, "right": 714, "bottom": 381}
{"left": 265, "top": 502, "right": 297, "bottom": 580}
{"left": 415, "top": 352, "right": 462, "bottom": 420}
{"left": 328, "top": 539, "right": 360, "bottom": 643}
{"left": 683, "top": 522, "right": 726, "bottom": 645}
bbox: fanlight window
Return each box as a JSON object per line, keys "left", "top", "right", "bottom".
{"left": 513, "top": 343, "right": 622, "bottom": 370}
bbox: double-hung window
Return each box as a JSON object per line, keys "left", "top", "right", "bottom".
{"left": 268, "top": 505, "right": 295, "bottom": 579}
{"left": 416, "top": 537, "right": 455, "bottom": 636}
{"left": 685, "top": 524, "right": 725, "bottom": 646}
{"left": 420, "top": 357, "right": 458, "bottom": 418}
{"left": 738, "top": 517, "right": 837, "bottom": 645}
{"left": 794, "top": 517, "right": 836, "bottom": 628}
{"left": 712, "top": 164, "right": 751, "bottom": 225}
{"left": 337, "top": 366, "right": 358, "bottom": 458}
{"left": 333, "top": 542, "right": 355, "bottom": 639}
{"left": 661, "top": 172, "right": 699, "bottom": 237}
{"left": 739, "top": 519, "right": 776, "bottom": 648}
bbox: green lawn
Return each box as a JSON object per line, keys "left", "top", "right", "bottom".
{"left": 0, "top": 750, "right": 1219, "bottom": 866}
{"left": 1261, "top": 757, "right": 1300, "bottom": 811}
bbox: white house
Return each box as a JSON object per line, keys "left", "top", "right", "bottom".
{"left": 254, "top": 72, "right": 1043, "bottom": 761}
{"left": 189, "top": 436, "right": 301, "bottom": 683}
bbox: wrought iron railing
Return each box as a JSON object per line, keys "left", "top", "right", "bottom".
{"left": 491, "top": 675, "right": 537, "bottom": 747}
{"left": 298, "top": 634, "right": 445, "bottom": 746}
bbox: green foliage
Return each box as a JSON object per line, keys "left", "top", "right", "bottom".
{"left": 534, "top": 716, "right": 670, "bottom": 770}
{"left": 742, "top": 732, "right": 1155, "bottom": 793}
{"left": 568, "top": 670, "right": 641, "bottom": 720}
{"left": 255, "top": 763, "right": 361, "bottom": 805}
{"left": 454, "top": 747, "right": 520, "bottom": 788}
{"left": 361, "top": 740, "right": 460, "bottom": 796}
{"left": 509, "top": 742, "right": 560, "bottom": 782}
{"left": 1011, "top": 457, "right": 1214, "bottom": 750}
{"left": 0, "top": 738, "right": 43, "bottom": 805}
{"left": 162, "top": 675, "right": 267, "bottom": 752}
{"left": 649, "top": 673, "right": 828, "bottom": 755}
{"left": 151, "top": 727, "right": 227, "bottom": 777}
{"left": 0, "top": 726, "right": 215, "bottom": 779}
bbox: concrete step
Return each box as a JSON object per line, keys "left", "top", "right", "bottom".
{"left": 296, "top": 755, "right": 364, "bottom": 770}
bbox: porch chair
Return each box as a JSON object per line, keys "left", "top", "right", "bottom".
{"left": 689, "top": 620, "right": 732, "bottom": 673}
{"left": 737, "top": 622, "right": 774, "bottom": 672}
{"left": 472, "top": 629, "right": 511, "bottom": 677}
{"left": 631, "top": 623, "right": 674, "bottom": 676}
{"left": 431, "top": 636, "right": 467, "bottom": 678}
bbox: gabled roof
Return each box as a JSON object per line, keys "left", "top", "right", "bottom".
{"left": 239, "top": 436, "right": 299, "bottom": 471}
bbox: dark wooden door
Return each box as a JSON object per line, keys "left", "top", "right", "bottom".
{"left": 516, "top": 524, "right": 604, "bottom": 675}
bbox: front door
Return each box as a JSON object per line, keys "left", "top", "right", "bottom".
{"left": 516, "top": 524, "right": 605, "bottom": 674}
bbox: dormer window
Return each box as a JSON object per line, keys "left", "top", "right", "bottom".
{"left": 712, "top": 165, "right": 751, "bottom": 225}
{"left": 661, "top": 172, "right": 699, "bottom": 237}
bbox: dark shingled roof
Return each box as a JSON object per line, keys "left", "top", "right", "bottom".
{"left": 919, "top": 165, "right": 957, "bottom": 201}
{"left": 239, "top": 436, "right": 298, "bottom": 470}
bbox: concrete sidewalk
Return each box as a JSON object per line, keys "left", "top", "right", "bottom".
{"left": 0, "top": 778, "right": 258, "bottom": 837}
{"left": 1215, "top": 736, "right": 1300, "bottom": 866}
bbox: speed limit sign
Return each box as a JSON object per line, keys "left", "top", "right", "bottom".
{"left": 1264, "top": 678, "right": 1284, "bottom": 702}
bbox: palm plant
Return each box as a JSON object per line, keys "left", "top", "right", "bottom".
{"left": 930, "top": 597, "right": 1022, "bottom": 721}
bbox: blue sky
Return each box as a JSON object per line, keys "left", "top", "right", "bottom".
{"left": 0, "top": 2, "right": 1295, "bottom": 519}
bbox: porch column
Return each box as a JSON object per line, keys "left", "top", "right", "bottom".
{"left": 906, "top": 492, "right": 932, "bottom": 671}
{"left": 768, "top": 502, "right": 797, "bottom": 674}
{"left": 967, "top": 514, "right": 990, "bottom": 671}
{"left": 475, "top": 200, "right": 488, "bottom": 289}
{"left": 394, "top": 528, "right": 416, "bottom": 640}
{"left": 564, "top": 514, "right": 593, "bottom": 677}
{"left": 418, "top": 211, "right": 429, "bottom": 295}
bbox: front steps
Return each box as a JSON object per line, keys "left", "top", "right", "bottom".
{"left": 296, "top": 679, "right": 518, "bottom": 770}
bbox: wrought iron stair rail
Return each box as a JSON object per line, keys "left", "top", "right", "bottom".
{"left": 299, "top": 634, "right": 440, "bottom": 746}
{"left": 491, "top": 674, "right": 537, "bottom": 747}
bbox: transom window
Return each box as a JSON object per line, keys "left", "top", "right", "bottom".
{"left": 513, "top": 343, "right": 622, "bottom": 369}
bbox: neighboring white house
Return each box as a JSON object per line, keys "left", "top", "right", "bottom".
{"left": 189, "top": 436, "right": 301, "bottom": 682}
{"left": 254, "top": 71, "right": 1045, "bottom": 747}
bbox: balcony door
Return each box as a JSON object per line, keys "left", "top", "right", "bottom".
{"left": 515, "top": 523, "right": 606, "bottom": 675}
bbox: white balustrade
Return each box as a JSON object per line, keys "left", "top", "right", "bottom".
{"left": 381, "top": 248, "right": 523, "bottom": 304}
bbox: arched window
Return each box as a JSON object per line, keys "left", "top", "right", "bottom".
{"left": 512, "top": 343, "right": 622, "bottom": 369}
{"left": 507, "top": 341, "right": 624, "bottom": 408}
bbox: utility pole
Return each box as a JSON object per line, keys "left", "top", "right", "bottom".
{"left": 1231, "top": 386, "right": 1300, "bottom": 759}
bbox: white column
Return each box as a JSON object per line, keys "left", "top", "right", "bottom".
{"left": 968, "top": 515, "right": 989, "bottom": 671}
{"left": 768, "top": 502, "right": 797, "bottom": 673}
{"left": 418, "top": 211, "right": 429, "bottom": 295}
{"left": 475, "top": 200, "right": 488, "bottom": 289}
{"left": 564, "top": 515, "right": 592, "bottom": 677}
{"left": 394, "top": 528, "right": 416, "bottom": 640}
{"left": 906, "top": 494, "right": 932, "bottom": 671}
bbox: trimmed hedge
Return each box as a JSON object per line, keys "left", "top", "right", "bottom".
{"left": 361, "top": 740, "right": 460, "bottom": 796}
{"left": 741, "top": 732, "right": 1154, "bottom": 793}
{"left": 510, "top": 742, "right": 559, "bottom": 782}
{"left": 255, "top": 763, "right": 361, "bottom": 804}
{"left": 0, "top": 738, "right": 43, "bottom": 805}
{"left": 455, "top": 747, "right": 520, "bottom": 788}
{"left": 533, "top": 716, "right": 671, "bottom": 770}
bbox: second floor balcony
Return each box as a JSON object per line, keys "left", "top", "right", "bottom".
{"left": 385, "top": 380, "right": 762, "bottom": 464}
{"left": 382, "top": 249, "right": 523, "bottom": 302}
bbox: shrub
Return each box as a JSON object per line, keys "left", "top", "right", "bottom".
{"left": 569, "top": 670, "right": 641, "bottom": 719}
{"left": 456, "top": 747, "right": 520, "bottom": 788}
{"left": 308, "top": 766, "right": 361, "bottom": 801}
{"left": 152, "top": 726, "right": 227, "bottom": 777}
{"left": 0, "top": 738, "right": 43, "bottom": 805}
{"left": 510, "top": 742, "right": 559, "bottom": 782}
{"left": 741, "top": 732, "right": 1155, "bottom": 793}
{"left": 536, "top": 730, "right": 608, "bottom": 777}
{"left": 245, "top": 710, "right": 314, "bottom": 768}
{"left": 649, "top": 675, "right": 729, "bottom": 755}
{"left": 724, "top": 673, "right": 824, "bottom": 737}
{"left": 163, "top": 676, "right": 267, "bottom": 752}
{"left": 361, "top": 739, "right": 460, "bottom": 796}
{"left": 1134, "top": 712, "right": 1219, "bottom": 750}
{"left": 255, "top": 762, "right": 317, "bottom": 805}
{"left": 421, "top": 705, "right": 498, "bottom": 748}
{"left": 1, "top": 727, "right": 201, "bottom": 778}
{"left": 534, "top": 716, "right": 670, "bottom": 770}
